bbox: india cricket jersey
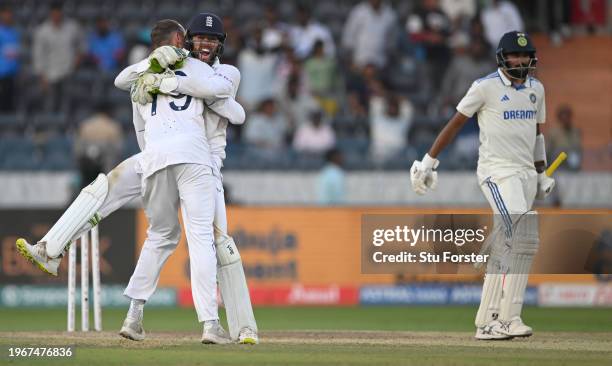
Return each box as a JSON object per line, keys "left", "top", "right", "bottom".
{"left": 456, "top": 68, "right": 546, "bottom": 182}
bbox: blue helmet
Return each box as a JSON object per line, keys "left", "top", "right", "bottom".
{"left": 185, "top": 13, "right": 226, "bottom": 61}
{"left": 495, "top": 31, "right": 537, "bottom": 80}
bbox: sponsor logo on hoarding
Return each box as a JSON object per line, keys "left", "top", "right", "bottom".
{"left": 0, "top": 285, "right": 176, "bottom": 307}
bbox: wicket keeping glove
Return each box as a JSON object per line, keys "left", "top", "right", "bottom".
{"left": 130, "top": 70, "right": 179, "bottom": 105}
{"left": 536, "top": 172, "right": 555, "bottom": 199}
{"left": 410, "top": 153, "right": 439, "bottom": 195}
{"left": 148, "top": 46, "right": 189, "bottom": 72}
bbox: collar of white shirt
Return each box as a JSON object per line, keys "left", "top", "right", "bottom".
{"left": 497, "top": 67, "right": 533, "bottom": 90}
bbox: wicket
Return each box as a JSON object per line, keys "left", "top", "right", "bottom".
{"left": 67, "top": 225, "right": 102, "bottom": 332}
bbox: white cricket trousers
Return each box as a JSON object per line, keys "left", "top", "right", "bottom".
{"left": 124, "top": 163, "right": 218, "bottom": 322}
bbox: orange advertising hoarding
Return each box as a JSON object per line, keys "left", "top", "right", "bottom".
{"left": 135, "top": 207, "right": 607, "bottom": 288}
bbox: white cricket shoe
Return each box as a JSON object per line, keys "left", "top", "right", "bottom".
{"left": 201, "top": 320, "right": 232, "bottom": 344}
{"left": 15, "top": 239, "right": 61, "bottom": 276}
{"left": 119, "top": 317, "right": 146, "bottom": 341}
{"left": 498, "top": 316, "right": 533, "bottom": 338}
{"left": 238, "top": 327, "right": 258, "bottom": 344}
{"left": 475, "top": 320, "right": 513, "bottom": 340}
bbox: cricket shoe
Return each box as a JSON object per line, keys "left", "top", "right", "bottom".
{"left": 475, "top": 320, "right": 513, "bottom": 340}
{"left": 498, "top": 317, "right": 533, "bottom": 338}
{"left": 119, "top": 317, "right": 146, "bottom": 341}
{"left": 15, "top": 239, "right": 60, "bottom": 276}
{"left": 201, "top": 320, "right": 232, "bottom": 344}
{"left": 238, "top": 327, "right": 258, "bottom": 344}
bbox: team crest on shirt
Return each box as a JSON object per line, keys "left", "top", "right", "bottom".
{"left": 529, "top": 93, "right": 537, "bottom": 103}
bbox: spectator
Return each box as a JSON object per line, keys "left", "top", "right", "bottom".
{"left": 127, "top": 29, "right": 151, "bottom": 65}
{"left": 341, "top": 0, "right": 397, "bottom": 69}
{"left": 303, "top": 40, "right": 339, "bottom": 116}
{"left": 243, "top": 98, "right": 288, "bottom": 150}
{"left": 74, "top": 103, "right": 123, "bottom": 187}
{"left": 369, "top": 93, "right": 414, "bottom": 163}
{"left": 32, "top": 2, "right": 85, "bottom": 112}
{"left": 277, "top": 74, "right": 320, "bottom": 131}
{"left": 345, "top": 63, "right": 385, "bottom": 118}
{"left": 0, "top": 7, "right": 19, "bottom": 112}
{"left": 405, "top": 0, "right": 452, "bottom": 93}
{"left": 438, "top": 34, "right": 491, "bottom": 115}
{"left": 317, "top": 148, "right": 345, "bottom": 205}
{"left": 439, "top": 0, "right": 476, "bottom": 24}
{"left": 220, "top": 15, "right": 243, "bottom": 66}
{"left": 480, "top": 0, "right": 524, "bottom": 48}
{"left": 262, "top": 4, "right": 290, "bottom": 54}
{"left": 289, "top": 5, "right": 335, "bottom": 60}
{"left": 87, "top": 16, "right": 125, "bottom": 72}
{"left": 237, "top": 26, "right": 280, "bottom": 112}
{"left": 303, "top": 40, "right": 337, "bottom": 97}
{"left": 293, "top": 110, "right": 336, "bottom": 154}
{"left": 548, "top": 104, "right": 582, "bottom": 170}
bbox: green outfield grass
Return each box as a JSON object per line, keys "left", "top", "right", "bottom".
{"left": 1, "top": 306, "right": 611, "bottom": 365}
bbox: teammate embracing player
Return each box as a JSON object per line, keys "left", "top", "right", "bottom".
{"left": 15, "top": 15, "right": 258, "bottom": 344}
{"left": 410, "top": 31, "right": 555, "bottom": 340}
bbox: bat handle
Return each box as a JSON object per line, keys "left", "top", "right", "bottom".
{"left": 545, "top": 152, "right": 567, "bottom": 177}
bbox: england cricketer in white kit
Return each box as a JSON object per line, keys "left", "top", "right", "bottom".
{"left": 15, "top": 18, "right": 257, "bottom": 344}
{"left": 410, "top": 31, "right": 555, "bottom": 340}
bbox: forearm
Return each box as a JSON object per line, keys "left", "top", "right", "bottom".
{"left": 208, "top": 97, "right": 245, "bottom": 125}
{"left": 175, "top": 71, "right": 233, "bottom": 99}
{"left": 114, "top": 59, "right": 149, "bottom": 91}
{"left": 428, "top": 112, "right": 469, "bottom": 158}
{"left": 534, "top": 125, "right": 546, "bottom": 173}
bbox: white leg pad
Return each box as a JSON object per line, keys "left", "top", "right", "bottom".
{"left": 499, "top": 211, "right": 539, "bottom": 321}
{"left": 44, "top": 174, "right": 109, "bottom": 258}
{"left": 216, "top": 230, "right": 257, "bottom": 340}
{"left": 475, "top": 273, "right": 503, "bottom": 327}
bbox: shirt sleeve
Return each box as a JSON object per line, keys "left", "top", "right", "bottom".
{"left": 174, "top": 60, "right": 233, "bottom": 99}
{"left": 131, "top": 103, "right": 146, "bottom": 150}
{"left": 456, "top": 81, "right": 485, "bottom": 118}
{"left": 536, "top": 85, "right": 546, "bottom": 124}
{"left": 207, "top": 97, "right": 246, "bottom": 125}
{"left": 114, "top": 59, "right": 149, "bottom": 91}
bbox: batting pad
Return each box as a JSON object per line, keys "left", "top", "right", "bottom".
{"left": 44, "top": 174, "right": 109, "bottom": 258}
{"left": 216, "top": 231, "right": 258, "bottom": 340}
{"left": 475, "top": 273, "right": 503, "bottom": 327}
{"left": 499, "top": 211, "right": 539, "bottom": 321}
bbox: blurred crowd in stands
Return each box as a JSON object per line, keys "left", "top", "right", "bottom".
{"left": 0, "top": 0, "right": 602, "bottom": 179}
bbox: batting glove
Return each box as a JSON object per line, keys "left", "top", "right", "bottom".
{"left": 410, "top": 153, "right": 439, "bottom": 195}
{"left": 536, "top": 172, "right": 555, "bottom": 199}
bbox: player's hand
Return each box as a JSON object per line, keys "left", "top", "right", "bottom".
{"left": 148, "top": 46, "right": 189, "bottom": 72}
{"left": 131, "top": 70, "right": 179, "bottom": 105}
{"left": 410, "top": 153, "right": 439, "bottom": 195}
{"left": 536, "top": 172, "right": 555, "bottom": 199}
{"left": 130, "top": 77, "right": 153, "bottom": 105}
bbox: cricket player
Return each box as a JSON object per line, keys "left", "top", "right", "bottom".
{"left": 116, "top": 14, "right": 258, "bottom": 344}
{"left": 410, "top": 31, "right": 555, "bottom": 340}
{"left": 15, "top": 18, "right": 257, "bottom": 344}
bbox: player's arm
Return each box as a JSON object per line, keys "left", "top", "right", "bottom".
{"left": 174, "top": 60, "right": 233, "bottom": 99}
{"left": 132, "top": 103, "right": 146, "bottom": 150}
{"left": 114, "top": 59, "right": 150, "bottom": 91}
{"left": 534, "top": 124, "right": 546, "bottom": 173}
{"left": 204, "top": 65, "right": 245, "bottom": 125}
{"left": 410, "top": 80, "right": 484, "bottom": 195}
{"left": 428, "top": 112, "right": 470, "bottom": 158}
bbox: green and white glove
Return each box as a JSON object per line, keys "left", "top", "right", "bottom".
{"left": 148, "top": 46, "right": 189, "bottom": 73}
{"left": 130, "top": 70, "right": 179, "bottom": 105}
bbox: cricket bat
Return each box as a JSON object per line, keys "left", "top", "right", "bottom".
{"left": 545, "top": 152, "right": 567, "bottom": 177}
